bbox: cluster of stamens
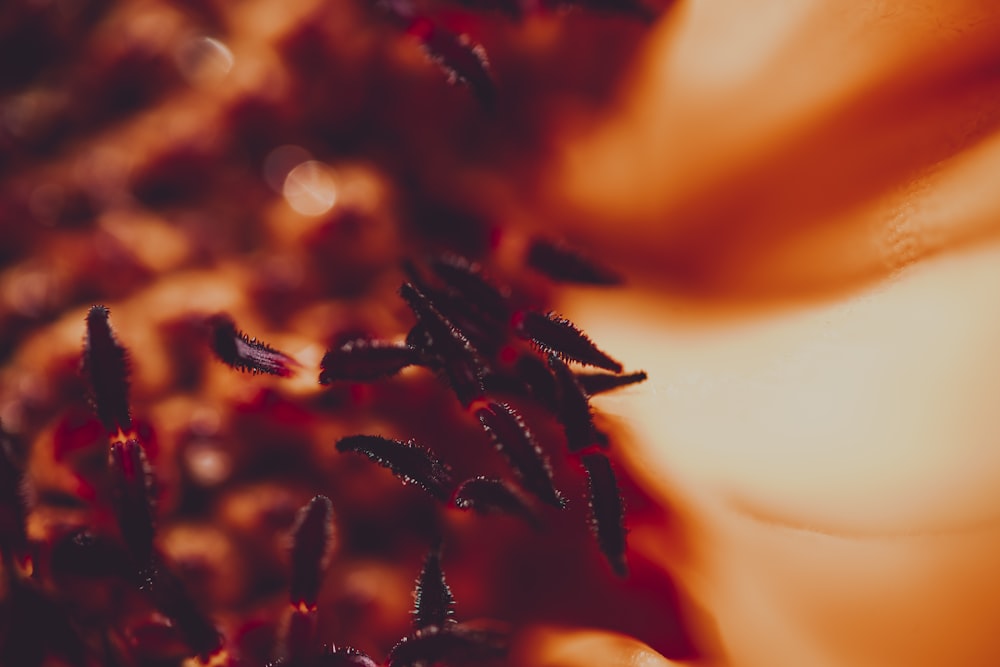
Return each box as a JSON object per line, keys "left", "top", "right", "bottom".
{"left": 0, "top": 0, "right": 665, "bottom": 661}
{"left": 1, "top": 237, "right": 646, "bottom": 666}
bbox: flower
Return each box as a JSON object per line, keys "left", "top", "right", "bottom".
{"left": 5, "top": 0, "right": 1000, "bottom": 666}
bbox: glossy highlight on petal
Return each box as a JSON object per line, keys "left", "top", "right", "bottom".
{"left": 208, "top": 313, "right": 296, "bottom": 377}
{"left": 475, "top": 401, "right": 566, "bottom": 509}
{"left": 82, "top": 304, "right": 133, "bottom": 433}
{"left": 335, "top": 435, "right": 455, "bottom": 502}
{"left": 512, "top": 310, "right": 623, "bottom": 373}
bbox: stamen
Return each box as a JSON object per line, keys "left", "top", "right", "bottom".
{"left": 548, "top": 353, "right": 599, "bottom": 452}
{"left": 413, "top": 23, "right": 495, "bottom": 107}
{"left": 512, "top": 310, "right": 623, "bottom": 373}
{"left": 428, "top": 254, "right": 510, "bottom": 325}
{"left": 400, "top": 282, "right": 487, "bottom": 406}
{"left": 525, "top": 237, "right": 623, "bottom": 286}
{"left": 475, "top": 401, "right": 566, "bottom": 509}
{"left": 453, "top": 476, "right": 539, "bottom": 527}
{"left": 208, "top": 313, "right": 296, "bottom": 377}
{"left": 387, "top": 625, "right": 507, "bottom": 667}
{"left": 82, "top": 305, "right": 133, "bottom": 433}
{"left": 581, "top": 453, "right": 628, "bottom": 577}
{"left": 319, "top": 339, "right": 420, "bottom": 384}
{"left": 412, "top": 544, "right": 456, "bottom": 631}
{"left": 575, "top": 370, "right": 648, "bottom": 396}
{"left": 335, "top": 435, "right": 455, "bottom": 502}
{"left": 108, "top": 438, "right": 156, "bottom": 570}
{"left": 289, "top": 495, "right": 335, "bottom": 609}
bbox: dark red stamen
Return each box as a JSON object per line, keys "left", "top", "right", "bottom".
{"left": 312, "top": 645, "right": 378, "bottom": 667}
{"left": 400, "top": 282, "right": 486, "bottom": 406}
{"left": 208, "top": 313, "right": 296, "bottom": 377}
{"left": 581, "top": 453, "right": 628, "bottom": 577}
{"left": 144, "top": 563, "right": 224, "bottom": 660}
{"left": 525, "top": 237, "right": 623, "bottom": 286}
{"left": 453, "top": 476, "right": 539, "bottom": 527}
{"left": 548, "top": 354, "right": 599, "bottom": 452}
{"left": 50, "top": 530, "right": 129, "bottom": 579}
{"left": 335, "top": 435, "right": 455, "bottom": 502}
{"left": 512, "top": 310, "right": 623, "bottom": 373}
{"left": 283, "top": 605, "right": 318, "bottom": 666}
{"left": 319, "top": 339, "right": 420, "bottom": 384}
{"left": 412, "top": 544, "right": 456, "bottom": 631}
{"left": 387, "top": 625, "right": 507, "bottom": 667}
{"left": 108, "top": 438, "right": 156, "bottom": 570}
{"left": 542, "top": 0, "right": 656, "bottom": 20}
{"left": 413, "top": 22, "right": 495, "bottom": 107}
{"left": 512, "top": 353, "right": 559, "bottom": 410}
{"left": 289, "top": 495, "right": 335, "bottom": 609}
{"left": 475, "top": 401, "right": 565, "bottom": 509}
{"left": 82, "top": 305, "right": 133, "bottom": 433}
{"left": 575, "top": 370, "right": 648, "bottom": 396}
{"left": 428, "top": 254, "right": 510, "bottom": 325}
